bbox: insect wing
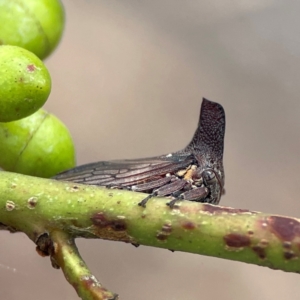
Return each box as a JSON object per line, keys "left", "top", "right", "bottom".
{"left": 54, "top": 154, "right": 194, "bottom": 188}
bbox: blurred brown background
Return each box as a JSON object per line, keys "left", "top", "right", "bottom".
{"left": 2, "top": 0, "right": 300, "bottom": 299}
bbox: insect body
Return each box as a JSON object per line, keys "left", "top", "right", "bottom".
{"left": 54, "top": 98, "right": 226, "bottom": 207}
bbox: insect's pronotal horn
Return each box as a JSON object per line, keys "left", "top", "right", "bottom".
{"left": 185, "top": 98, "right": 225, "bottom": 158}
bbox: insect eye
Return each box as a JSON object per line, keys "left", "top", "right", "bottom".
{"left": 202, "top": 169, "right": 216, "bottom": 183}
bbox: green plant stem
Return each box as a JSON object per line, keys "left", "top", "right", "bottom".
{"left": 50, "top": 230, "right": 117, "bottom": 300}
{"left": 1, "top": 171, "right": 300, "bottom": 299}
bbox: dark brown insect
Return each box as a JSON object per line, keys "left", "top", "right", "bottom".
{"left": 54, "top": 98, "right": 226, "bottom": 208}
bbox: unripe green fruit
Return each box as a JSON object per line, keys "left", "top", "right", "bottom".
{"left": 0, "top": 0, "right": 65, "bottom": 59}
{"left": 0, "top": 45, "right": 51, "bottom": 122}
{"left": 0, "top": 109, "right": 76, "bottom": 178}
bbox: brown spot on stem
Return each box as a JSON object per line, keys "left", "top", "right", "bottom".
{"left": 182, "top": 221, "right": 196, "bottom": 230}
{"left": 156, "top": 233, "right": 168, "bottom": 241}
{"left": 81, "top": 275, "right": 98, "bottom": 287}
{"left": 224, "top": 233, "right": 251, "bottom": 248}
{"left": 27, "top": 196, "right": 38, "bottom": 209}
{"left": 35, "top": 233, "right": 54, "bottom": 257}
{"left": 156, "top": 223, "right": 173, "bottom": 241}
{"left": 27, "top": 64, "right": 36, "bottom": 72}
{"left": 162, "top": 223, "right": 173, "bottom": 233}
{"left": 6, "top": 200, "right": 15, "bottom": 211}
{"left": 252, "top": 245, "right": 266, "bottom": 259}
{"left": 269, "top": 216, "right": 300, "bottom": 241}
{"left": 283, "top": 241, "right": 292, "bottom": 249}
{"left": 80, "top": 275, "right": 118, "bottom": 299}
{"left": 72, "top": 185, "right": 79, "bottom": 190}
{"left": 284, "top": 250, "right": 297, "bottom": 260}
{"left": 203, "top": 205, "right": 255, "bottom": 215}
{"left": 113, "top": 220, "right": 127, "bottom": 231}
{"left": 91, "top": 212, "right": 127, "bottom": 231}
{"left": 91, "top": 212, "right": 134, "bottom": 243}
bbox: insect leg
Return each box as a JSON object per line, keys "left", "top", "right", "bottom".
{"left": 138, "top": 194, "right": 154, "bottom": 208}
{"left": 181, "top": 186, "right": 209, "bottom": 201}
{"left": 136, "top": 176, "right": 174, "bottom": 207}
{"left": 167, "top": 186, "right": 209, "bottom": 208}
{"left": 138, "top": 179, "right": 187, "bottom": 207}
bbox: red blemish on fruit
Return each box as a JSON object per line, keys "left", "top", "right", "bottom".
{"left": 27, "top": 64, "right": 36, "bottom": 72}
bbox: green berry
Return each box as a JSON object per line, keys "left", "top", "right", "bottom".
{"left": 0, "top": 45, "right": 51, "bottom": 122}
{"left": 0, "top": 109, "right": 76, "bottom": 178}
{"left": 0, "top": 0, "right": 65, "bottom": 59}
